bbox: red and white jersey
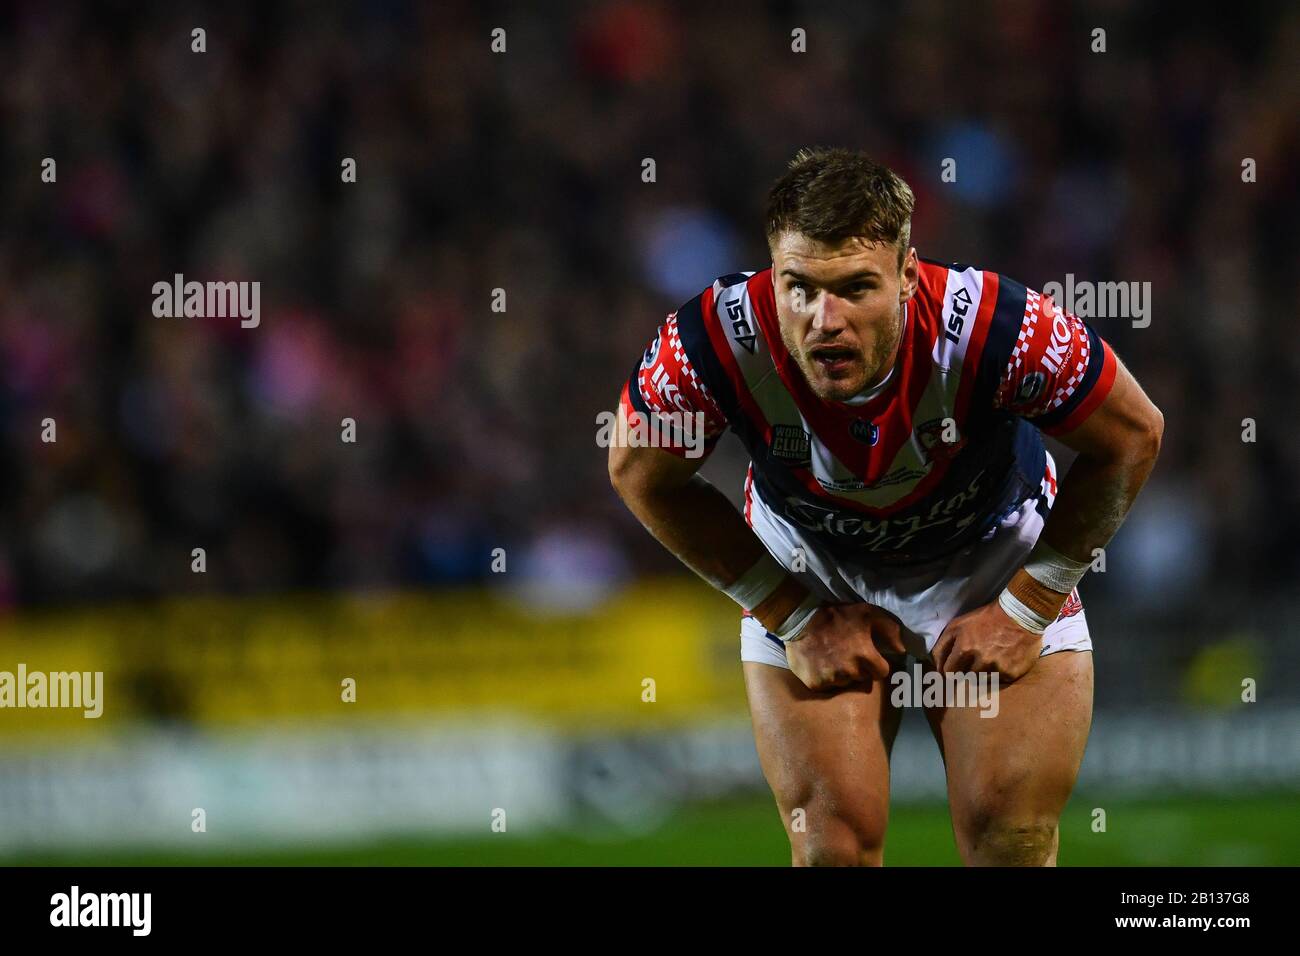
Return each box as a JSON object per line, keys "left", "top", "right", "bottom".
{"left": 621, "top": 258, "right": 1118, "bottom": 568}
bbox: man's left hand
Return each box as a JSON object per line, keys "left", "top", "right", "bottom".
{"left": 930, "top": 600, "right": 1045, "bottom": 682}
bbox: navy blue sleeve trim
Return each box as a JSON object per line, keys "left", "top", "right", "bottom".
{"left": 670, "top": 292, "right": 740, "bottom": 427}
{"left": 972, "top": 273, "right": 1028, "bottom": 408}
{"left": 625, "top": 357, "right": 651, "bottom": 416}
{"left": 918, "top": 254, "right": 980, "bottom": 273}
{"left": 715, "top": 272, "right": 751, "bottom": 289}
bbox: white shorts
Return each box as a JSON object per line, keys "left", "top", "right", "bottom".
{"left": 740, "top": 451, "right": 1092, "bottom": 669}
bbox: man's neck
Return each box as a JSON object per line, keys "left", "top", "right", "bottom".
{"left": 841, "top": 303, "right": 906, "bottom": 406}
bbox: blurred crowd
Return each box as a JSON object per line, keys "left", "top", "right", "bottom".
{"left": 0, "top": 0, "right": 1295, "bottom": 609}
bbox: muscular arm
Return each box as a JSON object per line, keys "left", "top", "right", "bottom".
{"left": 1010, "top": 353, "right": 1164, "bottom": 614}
{"left": 934, "top": 352, "right": 1163, "bottom": 676}
{"left": 606, "top": 402, "right": 808, "bottom": 630}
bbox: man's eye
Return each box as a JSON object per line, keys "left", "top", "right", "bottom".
{"left": 843, "top": 283, "right": 871, "bottom": 296}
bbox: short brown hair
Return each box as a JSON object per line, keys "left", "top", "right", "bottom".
{"left": 765, "top": 147, "right": 915, "bottom": 267}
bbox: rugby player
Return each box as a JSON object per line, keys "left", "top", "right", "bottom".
{"left": 607, "top": 147, "right": 1163, "bottom": 866}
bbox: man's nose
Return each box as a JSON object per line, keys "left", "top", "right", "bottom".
{"left": 812, "top": 296, "right": 848, "bottom": 334}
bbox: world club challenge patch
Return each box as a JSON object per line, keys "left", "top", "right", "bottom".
{"left": 770, "top": 424, "right": 811, "bottom": 465}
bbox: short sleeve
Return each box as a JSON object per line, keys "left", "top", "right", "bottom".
{"left": 992, "top": 287, "right": 1119, "bottom": 435}
{"left": 620, "top": 309, "right": 729, "bottom": 458}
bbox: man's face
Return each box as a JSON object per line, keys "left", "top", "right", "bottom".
{"left": 770, "top": 231, "right": 918, "bottom": 402}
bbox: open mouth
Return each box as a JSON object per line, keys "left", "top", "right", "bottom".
{"left": 809, "top": 346, "right": 857, "bottom": 374}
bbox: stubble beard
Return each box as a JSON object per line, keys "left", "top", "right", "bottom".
{"left": 783, "top": 304, "right": 903, "bottom": 403}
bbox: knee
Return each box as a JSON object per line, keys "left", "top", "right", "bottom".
{"left": 790, "top": 811, "right": 886, "bottom": 867}
{"left": 959, "top": 809, "right": 1058, "bottom": 866}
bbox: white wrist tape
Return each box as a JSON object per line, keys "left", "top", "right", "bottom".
{"left": 722, "top": 551, "right": 788, "bottom": 612}
{"left": 774, "top": 592, "right": 823, "bottom": 643}
{"left": 998, "top": 588, "right": 1052, "bottom": 634}
{"left": 1023, "top": 539, "right": 1091, "bottom": 594}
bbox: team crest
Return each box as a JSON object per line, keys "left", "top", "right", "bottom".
{"left": 1015, "top": 371, "right": 1047, "bottom": 405}
{"left": 849, "top": 419, "right": 880, "bottom": 445}
{"left": 641, "top": 332, "right": 662, "bottom": 369}
{"left": 915, "top": 417, "right": 967, "bottom": 466}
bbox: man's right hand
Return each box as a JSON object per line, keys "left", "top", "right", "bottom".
{"left": 783, "top": 603, "right": 906, "bottom": 692}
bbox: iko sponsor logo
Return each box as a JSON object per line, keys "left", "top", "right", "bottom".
{"left": 1038, "top": 303, "right": 1077, "bottom": 376}
{"left": 648, "top": 361, "right": 688, "bottom": 412}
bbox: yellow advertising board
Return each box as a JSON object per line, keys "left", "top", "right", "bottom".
{"left": 0, "top": 580, "right": 749, "bottom": 736}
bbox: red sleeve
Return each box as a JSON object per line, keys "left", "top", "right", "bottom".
{"left": 993, "top": 288, "right": 1118, "bottom": 436}
{"left": 621, "top": 311, "right": 729, "bottom": 458}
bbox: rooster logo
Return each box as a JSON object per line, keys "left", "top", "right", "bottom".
{"left": 915, "top": 418, "right": 967, "bottom": 466}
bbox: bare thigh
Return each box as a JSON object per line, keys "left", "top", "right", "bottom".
{"left": 923, "top": 650, "right": 1094, "bottom": 865}
{"left": 744, "top": 660, "right": 902, "bottom": 866}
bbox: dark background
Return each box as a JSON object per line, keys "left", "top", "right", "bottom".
{"left": 0, "top": 0, "right": 1296, "bottom": 692}
{"left": 0, "top": 0, "right": 1296, "bottom": 868}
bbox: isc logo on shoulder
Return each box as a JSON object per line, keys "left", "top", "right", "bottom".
{"left": 944, "top": 286, "right": 972, "bottom": 344}
{"left": 725, "top": 299, "right": 756, "bottom": 353}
